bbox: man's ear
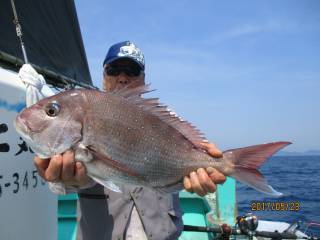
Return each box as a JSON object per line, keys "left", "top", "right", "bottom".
{"left": 102, "top": 75, "right": 109, "bottom": 91}
{"left": 141, "top": 72, "right": 146, "bottom": 83}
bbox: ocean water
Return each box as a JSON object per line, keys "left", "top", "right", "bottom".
{"left": 237, "top": 155, "right": 320, "bottom": 236}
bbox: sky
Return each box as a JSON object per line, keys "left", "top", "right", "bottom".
{"left": 75, "top": 0, "right": 320, "bottom": 152}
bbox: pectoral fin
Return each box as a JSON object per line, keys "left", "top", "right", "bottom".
{"left": 74, "top": 143, "right": 93, "bottom": 162}
{"left": 86, "top": 146, "right": 141, "bottom": 178}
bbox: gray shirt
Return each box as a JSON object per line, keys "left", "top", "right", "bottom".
{"left": 77, "top": 184, "right": 183, "bottom": 240}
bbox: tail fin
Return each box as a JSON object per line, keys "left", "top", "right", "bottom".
{"left": 224, "top": 141, "right": 291, "bottom": 196}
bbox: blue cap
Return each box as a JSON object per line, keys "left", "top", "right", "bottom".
{"left": 103, "top": 41, "right": 145, "bottom": 70}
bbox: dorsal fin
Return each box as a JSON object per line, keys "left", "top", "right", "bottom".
{"left": 112, "top": 83, "right": 154, "bottom": 98}
{"left": 111, "top": 84, "right": 207, "bottom": 148}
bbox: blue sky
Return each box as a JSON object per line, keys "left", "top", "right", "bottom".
{"left": 75, "top": 1, "right": 320, "bottom": 152}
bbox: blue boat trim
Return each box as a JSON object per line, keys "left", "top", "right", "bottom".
{"left": 0, "top": 99, "right": 25, "bottom": 112}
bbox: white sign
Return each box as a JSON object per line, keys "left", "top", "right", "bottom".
{"left": 0, "top": 68, "right": 57, "bottom": 240}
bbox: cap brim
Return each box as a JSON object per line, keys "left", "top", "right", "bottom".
{"left": 104, "top": 56, "right": 144, "bottom": 70}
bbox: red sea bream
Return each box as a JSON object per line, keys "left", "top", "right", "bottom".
{"left": 14, "top": 86, "right": 290, "bottom": 195}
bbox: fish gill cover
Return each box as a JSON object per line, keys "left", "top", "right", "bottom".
{"left": 0, "top": 0, "right": 92, "bottom": 88}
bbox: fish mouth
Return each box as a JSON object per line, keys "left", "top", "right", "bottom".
{"left": 14, "top": 115, "right": 49, "bottom": 158}
{"left": 14, "top": 115, "right": 31, "bottom": 138}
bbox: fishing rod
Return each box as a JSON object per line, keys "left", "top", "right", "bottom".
{"left": 183, "top": 225, "right": 319, "bottom": 240}
{"left": 10, "top": 0, "right": 28, "bottom": 63}
{"left": 7, "top": 1, "right": 97, "bottom": 90}
{"left": 183, "top": 213, "right": 320, "bottom": 240}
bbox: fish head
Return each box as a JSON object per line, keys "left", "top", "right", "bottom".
{"left": 14, "top": 90, "right": 87, "bottom": 158}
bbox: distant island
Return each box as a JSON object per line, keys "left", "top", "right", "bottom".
{"left": 276, "top": 150, "right": 320, "bottom": 156}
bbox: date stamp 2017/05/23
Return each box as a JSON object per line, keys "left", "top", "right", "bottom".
{"left": 251, "top": 201, "right": 300, "bottom": 211}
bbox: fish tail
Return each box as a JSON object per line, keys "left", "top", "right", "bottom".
{"left": 223, "top": 141, "right": 291, "bottom": 196}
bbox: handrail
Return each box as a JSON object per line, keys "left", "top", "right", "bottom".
{"left": 0, "top": 50, "right": 97, "bottom": 90}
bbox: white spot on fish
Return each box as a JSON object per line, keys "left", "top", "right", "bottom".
{"left": 70, "top": 93, "right": 79, "bottom": 97}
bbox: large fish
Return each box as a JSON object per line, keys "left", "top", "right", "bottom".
{"left": 14, "top": 85, "right": 290, "bottom": 196}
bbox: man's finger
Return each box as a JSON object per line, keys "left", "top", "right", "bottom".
{"left": 34, "top": 156, "right": 50, "bottom": 179}
{"left": 183, "top": 176, "right": 193, "bottom": 193}
{"left": 61, "top": 150, "right": 75, "bottom": 181}
{"left": 200, "top": 142, "right": 222, "bottom": 158}
{"left": 45, "top": 155, "right": 63, "bottom": 182}
{"left": 206, "top": 167, "right": 226, "bottom": 184}
{"left": 190, "top": 171, "right": 206, "bottom": 197}
{"left": 74, "top": 162, "right": 90, "bottom": 186}
{"left": 197, "top": 168, "right": 216, "bottom": 193}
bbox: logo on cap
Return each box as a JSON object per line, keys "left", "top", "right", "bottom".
{"left": 118, "top": 42, "right": 145, "bottom": 67}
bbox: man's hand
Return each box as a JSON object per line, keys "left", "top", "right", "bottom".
{"left": 34, "top": 150, "right": 90, "bottom": 187}
{"left": 183, "top": 142, "right": 226, "bottom": 196}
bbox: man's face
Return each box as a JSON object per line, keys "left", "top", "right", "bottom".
{"left": 103, "top": 59, "right": 145, "bottom": 91}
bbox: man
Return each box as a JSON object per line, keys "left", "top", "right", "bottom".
{"left": 34, "top": 41, "right": 226, "bottom": 240}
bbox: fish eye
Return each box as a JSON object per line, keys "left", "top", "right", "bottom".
{"left": 45, "top": 102, "right": 60, "bottom": 117}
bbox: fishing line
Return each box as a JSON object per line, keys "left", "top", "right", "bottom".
{"left": 10, "top": 0, "right": 29, "bottom": 63}
{"left": 307, "top": 222, "right": 320, "bottom": 227}
{"left": 304, "top": 222, "right": 320, "bottom": 236}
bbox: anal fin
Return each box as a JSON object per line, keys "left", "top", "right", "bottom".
{"left": 89, "top": 175, "right": 123, "bottom": 193}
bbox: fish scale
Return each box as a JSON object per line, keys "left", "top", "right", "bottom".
{"left": 84, "top": 90, "right": 201, "bottom": 180}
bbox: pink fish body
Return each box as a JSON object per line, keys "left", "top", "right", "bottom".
{"left": 14, "top": 86, "right": 290, "bottom": 195}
